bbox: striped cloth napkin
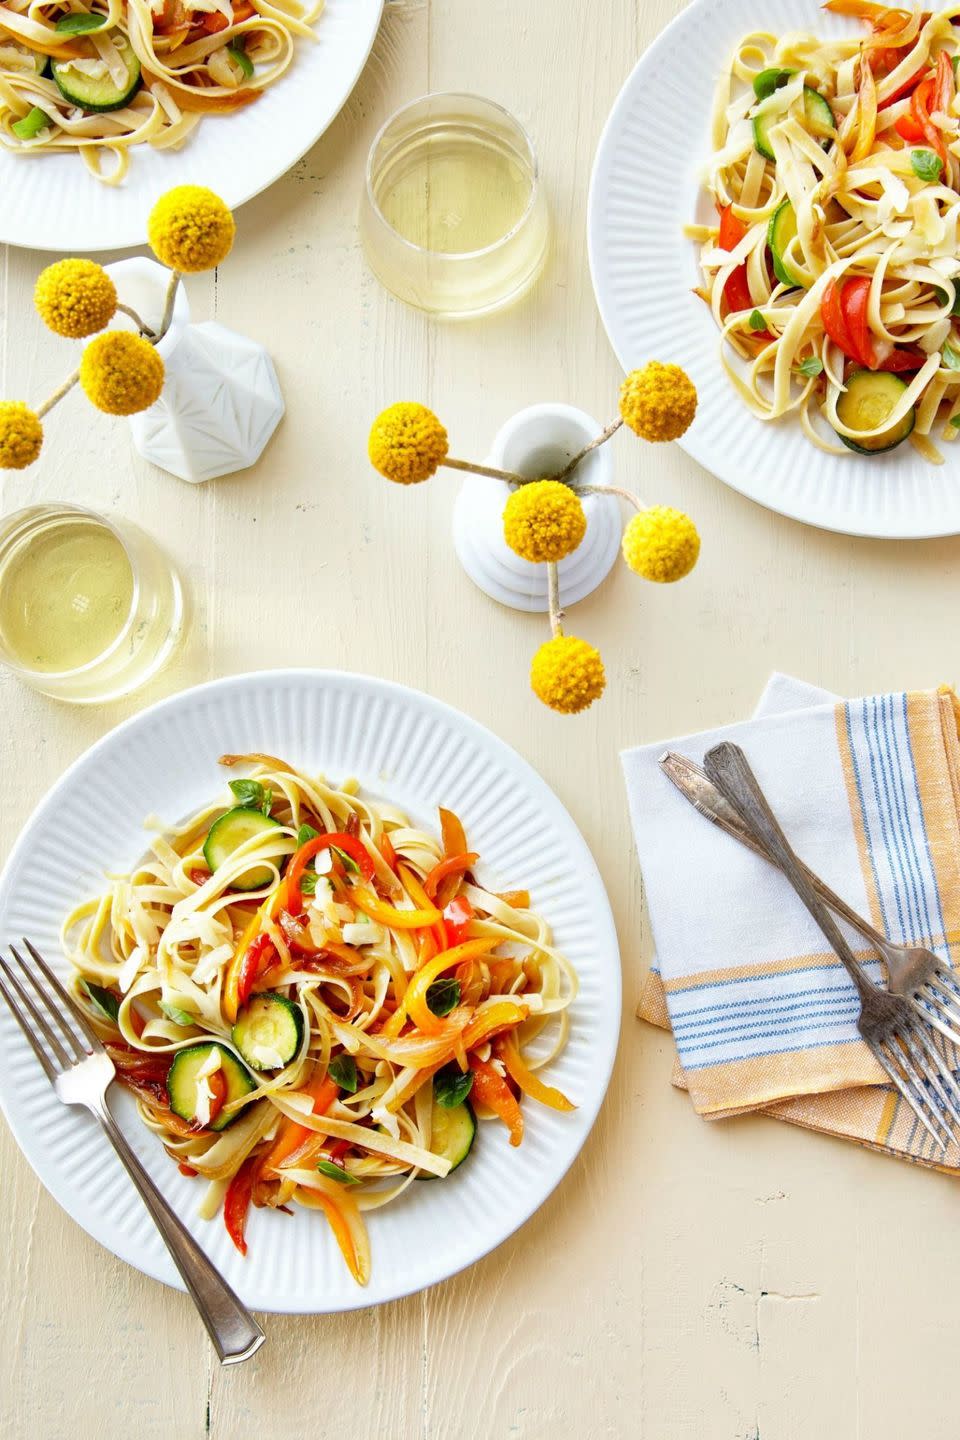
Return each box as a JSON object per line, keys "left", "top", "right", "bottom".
{"left": 623, "top": 674, "right": 960, "bottom": 1172}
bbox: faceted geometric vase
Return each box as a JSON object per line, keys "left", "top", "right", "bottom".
{"left": 105, "top": 257, "right": 284, "bottom": 484}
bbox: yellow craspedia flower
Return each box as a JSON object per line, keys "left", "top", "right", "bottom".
{"left": 79, "top": 331, "right": 165, "bottom": 416}
{"left": 622, "top": 506, "right": 700, "bottom": 583}
{"left": 368, "top": 402, "right": 448, "bottom": 485}
{"left": 147, "top": 185, "right": 236, "bottom": 273}
{"left": 503, "top": 480, "right": 587, "bottom": 563}
{"left": 530, "top": 635, "right": 605, "bottom": 714}
{"left": 619, "top": 362, "right": 697, "bottom": 442}
{"left": 0, "top": 401, "right": 43, "bottom": 470}
{"left": 34, "top": 259, "right": 117, "bottom": 339}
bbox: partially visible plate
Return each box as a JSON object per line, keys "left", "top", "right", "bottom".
{"left": 588, "top": 0, "right": 960, "bottom": 539}
{"left": 0, "top": 670, "right": 620, "bottom": 1313}
{"left": 0, "top": 0, "right": 382, "bottom": 251}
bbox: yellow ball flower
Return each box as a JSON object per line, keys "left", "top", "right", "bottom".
{"left": 503, "top": 480, "right": 587, "bottom": 563}
{"left": 34, "top": 259, "right": 117, "bottom": 339}
{"left": 530, "top": 635, "right": 606, "bottom": 714}
{"left": 79, "top": 331, "right": 165, "bottom": 416}
{"left": 368, "top": 402, "right": 448, "bottom": 484}
{"left": 147, "top": 185, "right": 236, "bottom": 273}
{"left": 622, "top": 506, "right": 700, "bottom": 583}
{"left": 0, "top": 402, "right": 43, "bottom": 470}
{"left": 619, "top": 362, "right": 697, "bottom": 442}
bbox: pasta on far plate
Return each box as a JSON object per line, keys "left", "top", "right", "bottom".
{"left": 63, "top": 753, "right": 578, "bottom": 1285}
{"left": 689, "top": 1, "right": 960, "bottom": 463}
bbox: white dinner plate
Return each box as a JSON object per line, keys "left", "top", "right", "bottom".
{"left": 0, "top": 0, "right": 383, "bottom": 252}
{"left": 0, "top": 670, "right": 620, "bottom": 1313}
{"left": 588, "top": 0, "right": 960, "bottom": 539}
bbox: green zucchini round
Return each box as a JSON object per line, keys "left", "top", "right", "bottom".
{"left": 52, "top": 34, "right": 141, "bottom": 113}
{"left": 232, "top": 994, "right": 303, "bottom": 1071}
{"left": 203, "top": 806, "right": 282, "bottom": 891}
{"left": 167, "top": 1042, "right": 255, "bottom": 1132}
{"left": 416, "top": 1100, "right": 476, "bottom": 1179}
{"left": 834, "top": 369, "right": 916, "bottom": 455}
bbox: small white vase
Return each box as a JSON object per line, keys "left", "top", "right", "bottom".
{"left": 104, "top": 257, "right": 284, "bottom": 484}
{"left": 452, "top": 402, "right": 621, "bottom": 612}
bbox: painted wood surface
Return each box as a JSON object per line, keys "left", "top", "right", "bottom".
{"left": 3, "top": 2, "right": 960, "bottom": 1435}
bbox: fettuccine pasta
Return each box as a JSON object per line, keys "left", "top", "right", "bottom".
{"left": 689, "top": 2, "right": 960, "bottom": 462}
{"left": 0, "top": 0, "right": 323, "bottom": 183}
{"left": 63, "top": 754, "right": 578, "bottom": 1283}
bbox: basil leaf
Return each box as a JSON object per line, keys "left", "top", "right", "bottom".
{"left": 229, "top": 778, "right": 265, "bottom": 809}
{"left": 426, "top": 977, "right": 460, "bottom": 1017}
{"left": 753, "top": 67, "right": 794, "bottom": 101}
{"left": 301, "top": 870, "right": 320, "bottom": 896}
{"left": 55, "top": 11, "right": 107, "bottom": 30}
{"left": 748, "top": 309, "right": 768, "bottom": 331}
{"left": 951, "top": 414, "right": 960, "bottom": 429}
{"left": 316, "top": 1159, "right": 360, "bottom": 1185}
{"left": 434, "top": 1064, "right": 474, "bottom": 1109}
{"left": 261, "top": 787, "right": 273, "bottom": 818}
{"left": 328, "top": 1054, "right": 358, "bottom": 1093}
{"left": 158, "top": 1000, "right": 194, "bottom": 1027}
{"left": 227, "top": 41, "right": 254, "bottom": 78}
{"left": 794, "top": 355, "right": 824, "bottom": 378}
{"left": 332, "top": 845, "right": 360, "bottom": 875}
{"left": 911, "top": 148, "right": 943, "bottom": 182}
{"left": 81, "top": 980, "right": 119, "bottom": 1022}
{"left": 297, "top": 822, "right": 319, "bottom": 846}
{"left": 933, "top": 286, "right": 960, "bottom": 318}
{"left": 942, "top": 343, "right": 960, "bottom": 371}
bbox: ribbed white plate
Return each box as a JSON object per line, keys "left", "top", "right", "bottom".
{"left": 588, "top": 0, "right": 960, "bottom": 539}
{"left": 0, "top": 0, "right": 382, "bottom": 252}
{"left": 0, "top": 670, "right": 620, "bottom": 1313}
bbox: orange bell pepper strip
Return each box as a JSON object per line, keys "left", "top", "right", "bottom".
{"left": 222, "top": 879, "right": 290, "bottom": 1022}
{"left": 397, "top": 863, "right": 446, "bottom": 954}
{"left": 848, "top": 54, "right": 877, "bottom": 164}
{"left": 315, "top": 1193, "right": 364, "bottom": 1284}
{"left": 223, "top": 1153, "right": 259, "bottom": 1255}
{"left": 423, "top": 852, "right": 478, "bottom": 900}
{"left": 380, "top": 832, "right": 399, "bottom": 872}
{"left": 258, "top": 1069, "right": 339, "bottom": 1174}
{"left": 462, "top": 999, "right": 527, "bottom": 1049}
{"left": 436, "top": 807, "right": 469, "bottom": 907}
{"left": 495, "top": 889, "right": 530, "bottom": 909}
{"left": 497, "top": 1032, "right": 575, "bottom": 1112}
{"left": 403, "top": 939, "right": 497, "bottom": 1035}
{"left": 350, "top": 885, "right": 441, "bottom": 930}
{"left": 469, "top": 1057, "right": 524, "bottom": 1146}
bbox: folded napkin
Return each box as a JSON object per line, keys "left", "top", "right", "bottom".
{"left": 623, "top": 674, "right": 960, "bottom": 1172}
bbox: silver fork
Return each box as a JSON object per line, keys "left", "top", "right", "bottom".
{"left": 702, "top": 742, "right": 960, "bottom": 1154}
{"left": 660, "top": 749, "right": 960, "bottom": 1050}
{"left": 0, "top": 938, "right": 265, "bottom": 1364}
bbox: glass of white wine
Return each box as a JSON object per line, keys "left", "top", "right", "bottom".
{"left": 0, "top": 504, "right": 185, "bottom": 704}
{"left": 360, "top": 93, "right": 550, "bottom": 319}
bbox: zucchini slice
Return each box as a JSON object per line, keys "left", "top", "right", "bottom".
{"left": 167, "top": 1042, "right": 255, "bottom": 1132}
{"left": 417, "top": 1100, "right": 476, "bottom": 1178}
{"left": 767, "top": 198, "right": 803, "bottom": 288}
{"left": 52, "top": 34, "right": 141, "bottom": 113}
{"left": 753, "top": 86, "right": 835, "bottom": 161}
{"left": 203, "top": 805, "right": 281, "bottom": 891}
{"left": 834, "top": 369, "right": 916, "bottom": 455}
{"left": 232, "top": 994, "right": 303, "bottom": 1071}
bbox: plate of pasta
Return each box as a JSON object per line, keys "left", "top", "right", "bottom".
{"left": 0, "top": 0, "right": 383, "bottom": 250}
{"left": 589, "top": 0, "right": 960, "bottom": 538}
{"left": 0, "top": 670, "right": 620, "bottom": 1312}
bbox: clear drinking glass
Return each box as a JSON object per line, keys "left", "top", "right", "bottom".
{"left": 0, "top": 504, "right": 185, "bottom": 703}
{"left": 360, "top": 92, "right": 550, "bottom": 319}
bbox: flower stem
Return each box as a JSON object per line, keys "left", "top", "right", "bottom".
{"left": 36, "top": 369, "right": 79, "bottom": 419}
{"left": 579, "top": 483, "right": 644, "bottom": 510}
{"left": 443, "top": 456, "right": 528, "bottom": 484}
{"left": 116, "top": 302, "right": 157, "bottom": 338}
{"left": 554, "top": 417, "right": 623, "bottom": 483}
{"left": 547, "top": 561, "right": 564, "bottom": 638}
{"left": 157, "top": 269, "right": 181, "bottom": 342}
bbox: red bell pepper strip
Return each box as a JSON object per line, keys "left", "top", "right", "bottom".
{"left": 932, "top": 49, "right": 954, "bottom": 120}
{"left": 286, "top": 832, "right": 374, "bottom": 910}
{"left": 911, "top": 72, "right": 947, "bottom": 165}
{"left": 224, "top": 1155, "right": 260, "bottom": 1256}
{"left": 895, "top": 108, "right": 926, "bottom": 143}
{"left": 876, "top": 347, "right": 926, "bottom": 372}
{"left": 236, "top": 932, "right": 277, "bottom": 1011}
{"left": 718, "top": 204, "right": 747, "bottom": 250}
{"left": 716, "top": 205, "right": 773, "bottom": 337}
{"left": 443, "top": 895, "right": 475, "bottom": 947}
{"left": 821, "top": 278, "right": 861, "bottom": 362}
{"left": 204, "top": 1068, "right": 228, "bottom": 1129}
{"left": 840, "top": 276, "right": 875, "bottom": 366}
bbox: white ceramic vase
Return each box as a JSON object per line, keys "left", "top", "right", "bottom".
{"left": 451, "top": 402, "right": 621, "bottom": 612}
{"left": 104, "top": 257, "right": 284, "bottom": 484}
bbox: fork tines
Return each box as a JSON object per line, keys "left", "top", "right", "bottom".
{"left": 0, "top": 938, "right": 101, "bottom": 1080}
{"left": 871, "top": 1014, "right": 960, "bottom": 1153}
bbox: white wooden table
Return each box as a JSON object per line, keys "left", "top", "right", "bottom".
{"left": 2, "top": 2, "right": 960, "bottom": 1435}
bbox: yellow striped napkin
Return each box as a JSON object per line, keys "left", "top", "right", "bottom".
{"left": 623, "top": 675, "right": 960, "bottom": 1172}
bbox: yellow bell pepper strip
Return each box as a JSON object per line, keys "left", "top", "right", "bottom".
{"left": 350, "top": 884, "right": 442, "bottom": 930}
{"left": 403, "top": 939, "right": 497, "bottom": 1035}
{"left": 462, "top": 999, "right": 528, "bottom": 1050}
{"left": 469, "top": 1057, "right": 524, "bottom": 1146}
{"left": 848, "top": 53, "right": 877, "bottom": 164}
{"left": 423, "top": 851, "right": 479, "bottom": 900}
{"left": 436, "top": 807, "right": 469, "bottom": 907}
{"left": 259, "top": 1070, "right": 339, "bottom": 1174}
{"left": 287, "top": 832, "right": 374, "bottom": 911}
{"left": 497, "top": 1031, "right": 576, "bottom": 1112}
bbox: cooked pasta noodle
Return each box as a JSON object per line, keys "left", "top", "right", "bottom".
{"left": 689, "top": 2, "right": 960, "bottom": 461}
{"left": 62, "top": 754, "right": 578, "bottom": 1283}
{"left": 0, "top": 0, "right": 323, "bottom": 183}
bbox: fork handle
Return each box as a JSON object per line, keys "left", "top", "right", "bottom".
{"left": 93, "top": 1098, "right": 265, "bottom": 1365}
{"left": 703, "top": 742, "right": 876, "bottom": 1003}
